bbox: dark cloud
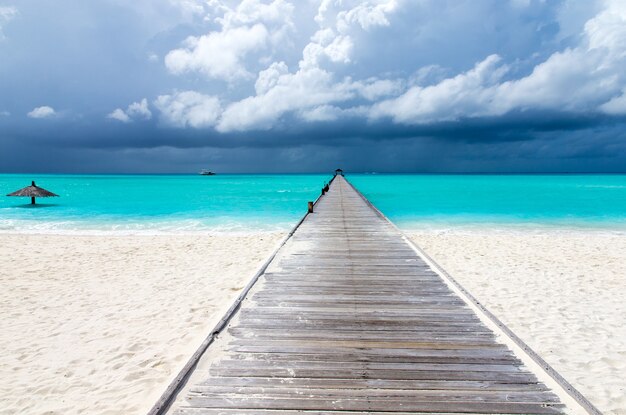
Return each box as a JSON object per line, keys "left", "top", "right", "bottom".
{"left": 3, "top": 108, "right": 621, "bottom": 149}
{"left": 2, "top": 112, "right": 626, "bottom": 174}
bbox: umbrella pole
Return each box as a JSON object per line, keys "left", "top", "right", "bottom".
{"left": 31, "top": 197, "right": 35, "bottom": 205}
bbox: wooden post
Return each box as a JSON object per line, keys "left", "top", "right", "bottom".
{"left": 31, "top": 197, "right": 36, "bottom": 205}
{"left": 307, "top": 201, "right": 314, "bottom": 213}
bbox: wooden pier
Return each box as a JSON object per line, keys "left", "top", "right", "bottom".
{"left": 161, "top": 175, "right": 597, "bottom": 415}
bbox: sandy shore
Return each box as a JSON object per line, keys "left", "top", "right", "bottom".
{"left": 408, "top": 229, "right": 626, "bottom": 415}
{"left": 0, "top": 233, "right": 285, "bottom": 415}
{"left": 2, "top": 230, "right": 624, "bottom": 415}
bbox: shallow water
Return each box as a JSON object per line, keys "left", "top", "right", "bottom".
{"left": 0, "top": 174, "right": 328, "bottom": 233}
{"left": 1, "top": 173, "right": 625, "bottom": 233}
{"left": 350, "top": 174, "right": 626, "bottom": 231}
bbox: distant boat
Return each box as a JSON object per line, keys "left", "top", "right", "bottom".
{"left": 199, "top": 169, "right": 216, "bottom": 176}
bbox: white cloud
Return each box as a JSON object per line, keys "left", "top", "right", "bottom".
{"left": 164, "top": 0, "right": 294, "bottom": 81}
{"left": 255, "top": 61, "right": 289, "bottom": 94}
{"left": 0, "top": 110, "right": 10, "bottom": 117}
{"left": 164, "top": 0, "right": 398, "bottom": 87}
{"left": 315, "top": 0, "right": 398, "bottom": 30}
{"left": 301, "top": 30, "right": 353, "bottom": 69}
{"left": 155, "top": 90, "right": 222, "bottom": 128}
{"left": 555, "top": 0, "right": 603, "bottom": 43}
{"left": 371, "top": 55, "right": 507, "bottom": 123}
{"left": 202, "top": 65, "right": 400, "bottom": 132}
{"left": 165, "top": 24, "right": 268, "bottom": 81}
{"left": 600, "top": 90, "right": 626, "bottom": 114}
{"left": 494, "top": 49, "right": 615, "bottom": 112}
{"left": 353, "top": 78, "right": 404, "bottom": 101}
{"left": 0, "top": 6, "right": 17, "bottom": 19}
{"left": 303, "top": 1, "right": 398, "bottom": 70}
{"left": 154, "top": 0, "right": 626, "bottom": 132}
{"left": 171, "top": 0, "right": 206, "bottom": 18}
{"left": 214, "top": 0, "right": 404, "bottom": 132}
{"left": 322, "top": 34, "right": 353, "bottom": 63}
{"left": 27, "top": 106, "right": 56, "bottom": 119}
{"left": 299, "top": 105, "right": 340, "bottom": 122}
{"left": 216, "top": 0, "right": 293, "bottom": 29}
{"left": 127, "top": 98, "right": 152, "bottom": 119}
{"left": 585, "top": 0, "right": 626, "bottom": 58}
{"left": 371, "top": 0, "right": 626, "bottom": 124}
{"left": 336, "top": 0, "right": 399, "bottom": 32}
{"left": 0, "top": 6, "right": 18, "bottom": 40}
{"left": 155, "top": 0, "right": 409, "bottom": 132}
{"left": 217, "top": 67, "right": 354, "bottom": 132}
{"left": 107, "top": 98, "right": 152, "bottom": 123}
{"left": 107, "top": 108, "right": 131, "bottom": 123}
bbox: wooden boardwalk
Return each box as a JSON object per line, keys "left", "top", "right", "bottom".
{"left": 167, "top": 175, "right": 584, "bottom": 415}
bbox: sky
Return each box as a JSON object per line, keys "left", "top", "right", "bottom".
{"left": 1, "top": 0, "right": 626, "bottom": 173}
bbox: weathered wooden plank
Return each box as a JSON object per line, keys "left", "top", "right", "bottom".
{"left": 257, "top": 284, "right": 454, "bottom": 291}
{"left": 212, "top": 359, "right": 526, "bottom": 373}
{"left": 238, "top": 309, "right": 482, "bottom": 319}
{"left": 207, "top": 367, "right": 538, "bottom": 382}
{"left": 237, "top": 316, "right": 481, "bottom": 325}
{"left": 223, "top": 352, "right": 518, "bottom": 365}
{"left": 185, "top": 396, "right": 565, "bottom": 414}
{"left": 227, "top": 328, "right": 496, "bottom": 342}
{"left": 197, "top": 376, "right": 549, "bottom": 391}
{"left": 248, "top": 301, "right": 468, "bottom": 308}
{"left": 251, "top": 293, "right": 461, "bottom": 302}
{"left": 227, "top": 346, "right": 517, "bottom": 360}
{"left": 178, "top": 410, "right": 553, "bottom": 415}
{"left": 233, "top": 322, "right": 491, "bottom": 333}
{"left": 188, "top": 389, "right": 561, "bottom": 404}
{"left": 228, "top": 338, "right": 513, "bottom": 350}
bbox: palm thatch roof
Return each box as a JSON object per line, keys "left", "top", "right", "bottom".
{"left": 7, "top": 181, "right": 58, "bottom": 198}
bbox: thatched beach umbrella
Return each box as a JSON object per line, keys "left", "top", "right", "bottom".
{"left": 7, "top": 181, "right": 59, "bottom": 204}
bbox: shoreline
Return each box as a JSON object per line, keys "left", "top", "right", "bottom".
{"left": 0, "top": 228, "right": 291, "bottom": 236}
{"left": 2, "top": 220, "right": 626, "bottom": 236}
{"left": 401, "top": 223, "right": 626, "bottom": 236}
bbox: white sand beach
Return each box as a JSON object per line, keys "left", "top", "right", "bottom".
{"left": 0, "top": 233, "right": 285, "bottom": 415}
{"left": 1, "top": 230, "right": 625, "bottom": 415}
{"left": 409, "top": 230, "right": 626, "bottom": 415}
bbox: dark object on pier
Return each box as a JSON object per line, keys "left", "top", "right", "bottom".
{"left": 7, "top": 181, "right": 59, "bottom": 204}
{"left": 334, "top": 168, "right": 344, "bottom": 176}
{"left": 307, "top": 201, "right": 314, "bottom": 213}
{"left": 322, "top": 182, "right": 330, "bottom": 195}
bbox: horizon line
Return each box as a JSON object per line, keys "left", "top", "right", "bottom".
{"left": 2, "top": 171, "right": 626, "bottom": 176}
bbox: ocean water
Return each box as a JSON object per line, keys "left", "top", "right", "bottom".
{"left": 0, "top": 174, "right": 329, "bottom": 233}
{"left": 349, "top": 174, "right": 626, "bottom": 231}
{"left": 1, "top": 174, "right": 626, "bottom": 233}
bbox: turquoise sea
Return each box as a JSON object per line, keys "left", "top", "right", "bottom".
{"left": 1, "top": 174, "right": 625, "bottom": 233}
